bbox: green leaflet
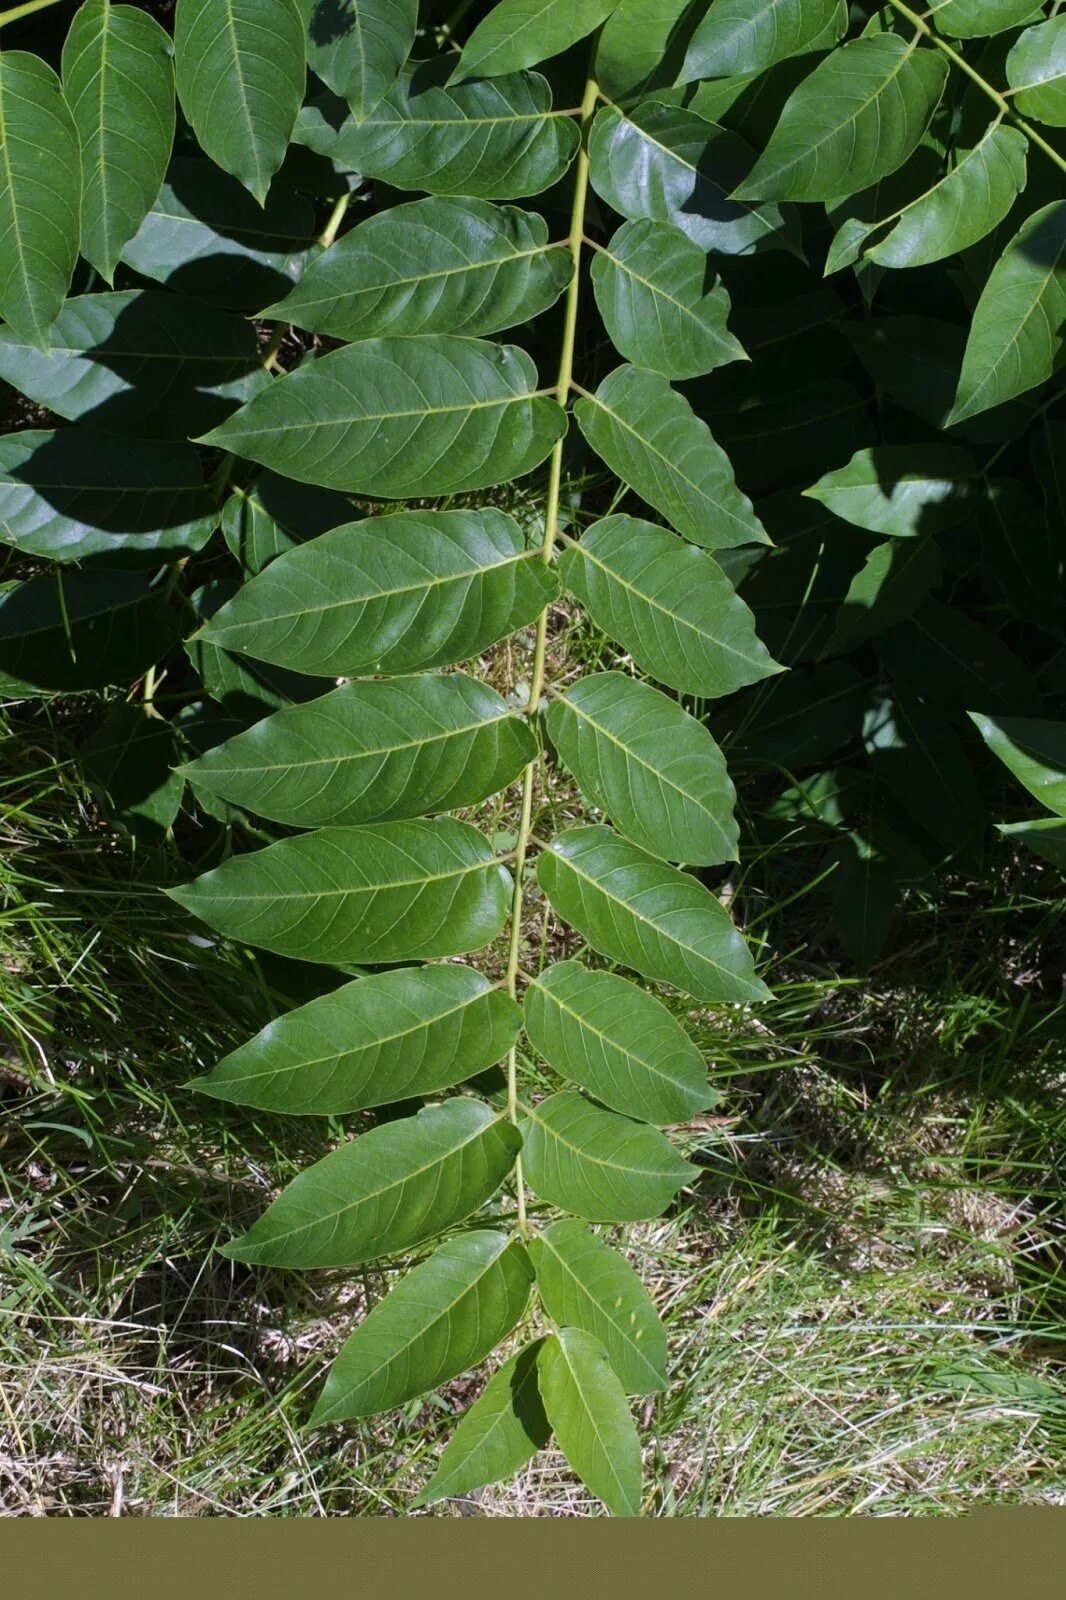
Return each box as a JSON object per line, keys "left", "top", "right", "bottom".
{"left": 0, "top": 291, "right": 267, "bottom": 442}
{"left": 198, "top": 510, "right": 558, "bottom": 676}
{"left": 680, "top": 0, "right": 847, "bottom": 82}
{"left": 417, "top": 1341, "right": 551, "bottom": 1504}
{"left": 200, "top": 336, "right": 566, "bottom": 497}
{"left": 575, "top": 368, "right": 768, "bottom": 551}
{"left": 864, "top": 125, "right": 1028, "bottom": 270}
{"left": 61, "top": 2, "right": 174, "bottom": 284}
{"left": 594, "top": 0, "right": 695, "bottom": 98}
{"left": 949, "top": 202, "right": 1066, "bottom": 423}
{"left": 220, "top": 472, "right": 353, "bottom": 576}
{"left": 969, "top": 713, "right": 1066, "bottom": 820}
{"left": 537, "top": 824, "right": 770, "bottom": 1003}
{"left": 298, "top": 0, "right": 416, "bottom": 120}
{"left": 997, "top": 817, "right": 1066, "bottom": 868}
{"left": 167, "top": 817, "right": 513, "bottom": 965}
{"left": 312, "top": 1231, "right": 533, "bottom": 1423}
{"left": 222, "top": 1099, "right": 520, "bottom": 1267}
{"left": 804, "top": 445, "right": 980, "bottom": 537}
{"left": 590, "top": 220, "right": 747, "bottom": 380}
{"left": 190, "top": 964, "right": 521, "bottom": 1114}
{"left": 546, "top": 672, "right": 739, "bottom": 865}
{"left": 0, "top": 429, "right": 217, "bottom": 566}
{"left": 182, "top": 673, "right": 535, "bottom": 827}
{"left": 121, "top": 159, "right": 317, "bottom": 310}
{"left": 184, "top": 580, "right": 325, "bottom": 720}
{"left": 81, "top": 702, "right": 184, "bottom": 844}
{"left": 825, "top": 537, "right": 943, "bottom": 655}
{"left": 559, "top": 517, "right": 781, "bottom": 698}
{"left": 263, "top": 196, "right": 572, "bottom": 340}
{"left": 519, "top": 1091, "right": 695, "bottom": 1222}
{"left": 1007, "top": 21, "right": 1066, "bottom": 132}
{"left": 315, "top": 61, "right": 581, "bottom": 199}
{"left": 452, "top": 0, "right": 620, "bottom": 84}
{"left": 537, "top": 1329, "right": 642, "bottom": 1517}
{"left": 0, "top": 570, "right": 178, "bottom": 695}
{"left": 0, "top": 52, "right": 81, "bottom": 351}
{"left": 529, "top": 1220, "right": 668, "bottom": 1392}
{"left": 524, "top": 961, "right": 712, "bottom": 1125}
{"left": 928, "top": 0, "right": 1041, "bottom": 36}
{"left": 718, "top": 660, "right": 865, "bottom": 769}
{"left": 588, "top": 100, "right": 797, "bottom": 256}
{"left": 736, "top": 35, "right": 949, "bottom": 203}
{"left": 174, "top": 0, "right": 305, "bottom": 203}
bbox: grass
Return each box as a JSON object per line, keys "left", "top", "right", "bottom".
{"left": 2, "top": 666, "right": 1065, "bottom": 1515}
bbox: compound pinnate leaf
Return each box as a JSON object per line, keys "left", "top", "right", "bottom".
{"left": 325, "top": 60, "right": 580, "bottom": 199}
{"left": 804, "top": 445, "right": 979, "bottom": 537}
{"left": 949, "top": 202, "right": 1066, "bottom": 423}
{"left": 174, "top": 0, "right": 305, "bottom": 204}
{"left": 575, "top": 367, "right": 768, "bottom": 551}
{"left": 200, "top": 336, "right": 566, "bottom": 497}
{"left": 263, "top": 196, "right": 571, "bottom": 340}
{"left": 969, "top": 713, "right": 1066, "bottom": 820}
{"left": 589, "top": 100, "right": 797, "bottom": 257}
{"left": 121, "top": 159, "right": 317, "bottom": 310}
{"left": 0, "top": 290, "right": 267, "bottom": 441}
{"left": 451, "top": 0, "right": 620, "bottom": 84}
{"left": 190, "top": 965, "right": 521, "bottom": 1114}
{"left": 312, "top": 1231, "right": 533, "bottom": 1423}
{"left": 864, "top": 125, "right": 1028, "bottom": 271}
{"left": 299, "top": 0, "right": 416, "bottom": 120}
{"left": 537, "top": 1328, "right": 642, "bottom": 1516}
{"left": 417, "top": 1340, "right": 550, "bottom": 1505}
{"left": 199, "top": 510, "right": 557, "bottom": 676}
{"left": 519, "top": 1090, "right": 695, "bottom": 1222}
{"left": 928, "top": 0, "right": 1041, "bottom": 36}
{"left": 62, "top": 1, "right": 175, "bottom": 284}
{"left": 1006, "top": 18, "right": 1066, "bottom": 126}
{"left": 184, "top": 673, "right": 534, "bottom": 828}
{"left": 0, "top": 52, "right": 81, "bottom": 351}
{"left": 546, "top": 672, "right": 739, "bottom": 865}
{"left": 529, "top": 1220, "right": 667, "bottom": 1392}
{"left": 736, "top": 36, "right": 948, "bottom": 203}
{"left": 680, "top": 0, "right": 847, "bottom": 82}
{"left": 222, "top": 1099, "right": 520, "bottom": 1267}
{"left": 538, "top": 824, "right": 769, "bottom": 1003}
{"left": 559, "top": 517, "right": 780, "bottom": 699}
{"left": 167, "top": 817, "right": 512, "bottom": 965}
{"left": 0, "top": 570, "right": 178, "bottom": 695}
{"left": 524, "top": 961, "right": 712, "bottom": 1125}
{"left": 0, "top": 428, "right": 216, "bottom": 565}
{"left": 590, "top": 220, "right": 746, "bottom": 380}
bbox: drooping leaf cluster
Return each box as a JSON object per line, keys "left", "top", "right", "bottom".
{"left": 0, "top": 0, "right": 1062, "bottom": 1514}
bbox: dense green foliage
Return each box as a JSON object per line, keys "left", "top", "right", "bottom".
{"left": 0, "top": 0, "right": 1062, "bottom": 1515}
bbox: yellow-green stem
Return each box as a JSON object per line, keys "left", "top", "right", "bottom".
{"left": 502, "top": 74, "right": 599, "bottom": 1233}
{"left": 0, "top": 0, "right": 67, "bottom": 27}
{"left": 887, "top": 0, "right": 1066, "bottom": 177}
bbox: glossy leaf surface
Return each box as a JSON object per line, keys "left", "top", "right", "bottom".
{"left": 537, "top": 825, "right": 770, "bottom": 1003}
{"left": 201, "top": 336, "right": 566, "bottom": 496}
{"left": 312, "top": 1231, "right": 532, "bottom": 1423}
{"left": 190, "top": 965, "right": 521, "bottom": 1114}
{"left": 524, "top": 961, "right": 711, "bottom": 1124}
{"left": 167, "top": 818, "right": 512, "bottom": 965}
{"left": 546, "top": 671, "right": 739, "bottom": 864}
{"left": 199, "top": 510, "right": 557, "bottom": 676}
{"left": 519, "top": 1090, "right": 695, "bottom": 1221}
